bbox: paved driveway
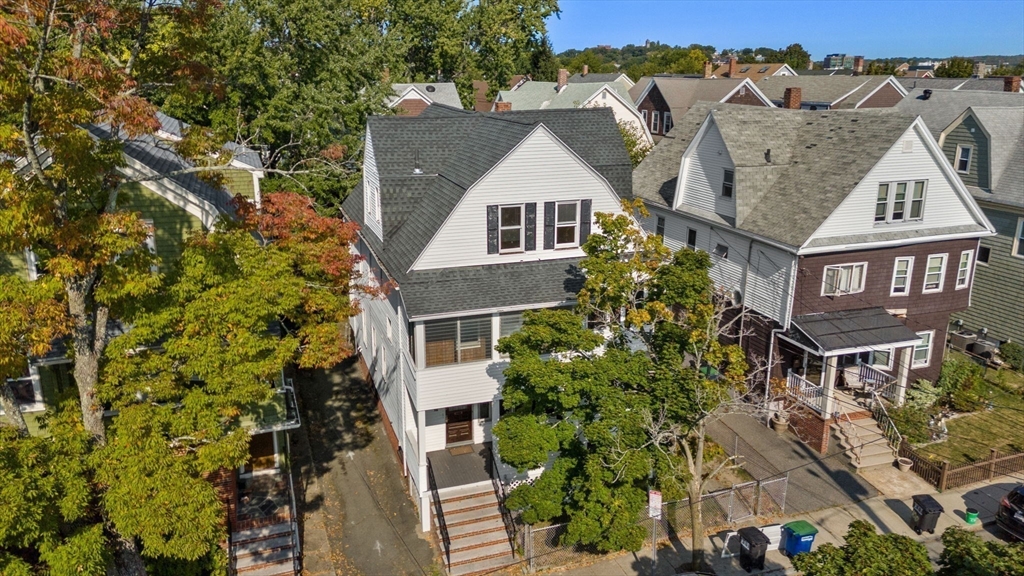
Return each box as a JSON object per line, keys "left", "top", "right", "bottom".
{"left": 291, "top": 359, "right": 438, "bottom": 575}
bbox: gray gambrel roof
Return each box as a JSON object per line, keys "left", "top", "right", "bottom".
{"left": 341, "top": 105, "right": 631, "bottom": 318}
{"left": 632, "top": 103, "right": 985, "bottom": 249}
{"left": 896, "top": 88, "right": 1024, "bottom": 138}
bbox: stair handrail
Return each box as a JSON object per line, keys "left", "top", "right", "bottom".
{"left": 427, "top": 461, "right": 451, "bottom": 568}
{"left": 871, "top": 390, "right": 902, "bottom": 458}
{"left": 286, "top": 460, "right": 302, "bottom": 574}
{"left": 490, "top": 447, "right": 518, "bottom": 554}
{"left": 837, "top": 409, "right": 863, "bottom": 465}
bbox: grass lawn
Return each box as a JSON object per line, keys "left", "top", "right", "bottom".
{"left": 916, "top": 351, "right": 1024, "bottom": 464}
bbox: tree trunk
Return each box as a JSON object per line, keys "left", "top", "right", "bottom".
{"left": 0, "top": 381, "right": 30, "bottom": 436}
{"left": 688, "top": 477, "right": 705, "bottom": 571}
{"left": 111, "top": 534, "right": 147, "bottom": 576}
{"left": 65, "top": 278, "right": 107, "bottom": 444}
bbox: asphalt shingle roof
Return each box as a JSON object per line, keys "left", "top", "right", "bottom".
{"left": 896, "top": 77, "right": 1019, "bottom": 93}
{"left": 568, "top": 72, "right": 632, "bottom": 86}
{"left": 154, "top": 111, "right": 263, "bottom": 168}
{"left": 712, "top": 62, "right": 792, "bottom": 83}
{"left": 632, "top": 103, "right": 962, "bottom": 248}
{"left": 757, "top": 75, "right": 894, "bottom": 108}
{"left": 387, "top": 83, "right": 464, "bottom": 109}
{"left": 341, "top": 105, "right": 632, "bottom": 318}
{"left": 792, "top": 308, "right": 922, "bottom": 352}
{"left": 896, "top": 88, "right": 1024, "bottom": 138}
{"left": 497, "top": 81, "right": 636, "bottom": 112}
{"left": 962, "top": 106, "right": 1024, "bottom": 210}
{"left": 628, "top": 77, "right": 752, "bottom": 114}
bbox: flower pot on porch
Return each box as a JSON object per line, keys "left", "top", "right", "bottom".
{"left": 896, "top": 457, "right": 913, "bottom": 472}
{"left": 771, "top": 414, "right": 789, "bottom": 434}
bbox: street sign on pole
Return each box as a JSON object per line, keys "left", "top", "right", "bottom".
{"left": 648, "top": 489, "right": 662, "bottom": 519}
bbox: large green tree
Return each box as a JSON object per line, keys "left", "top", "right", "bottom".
{"left": 935, "top": 57, "right": 975, "bottom": 78}
{"left": 495, "top": 201, "right": 749, "bottom": 568}
{"left": 792, "top": 520, "right": 932, "bottom": 576}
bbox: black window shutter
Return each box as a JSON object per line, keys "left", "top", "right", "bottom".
{"left": 486, "top": 205, "right": 499, "bottom": 254}
{"left": 525, "top": 203, "right": 537, "bottom": 251}
{"left": 579, "top": 199, "right": 592, "bottom": 245}
{"left": 543, "top": 202, "right": 555, "bottom": 249}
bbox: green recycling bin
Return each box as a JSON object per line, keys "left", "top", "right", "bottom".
{"left": 965, "top": 507, "right": 979, "bottom": 524}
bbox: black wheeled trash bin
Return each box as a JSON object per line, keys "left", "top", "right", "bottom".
{"left": 911, "top": 494, "right": 944, "bottom": 535}
{"left": 737, "top": 526, "right": 770, "bottom": 572}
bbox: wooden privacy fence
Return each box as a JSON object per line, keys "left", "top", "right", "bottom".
{"left": 900, "top": 440, "right": 1024, "bottom": 492}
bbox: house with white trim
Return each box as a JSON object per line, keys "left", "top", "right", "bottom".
{"left": 757, "top": 75, "right": 909, "bottom": 110}
{"left": 494, "top": 69, "right": 653, "bottom": 146}
{"left": 387, "top": 82, "right": 465, "bottom": 116}
{"left": 628, "top": 76, "right": 774, "bottom": 141}
{"left": 632, "top": 102, "right": 994, "bottom": 463}
{"left": 341, "top": 104, "right": 633, "bottom": 574}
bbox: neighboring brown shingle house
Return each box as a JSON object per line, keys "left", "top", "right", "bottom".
{"left": 629, "top": 77, "right": 773, "bottom": 139}
{"left": 757, "top": 75, "right": 908, "bottom": 110}
{"left": 711, "top": 62, "right": 799, "bottom": 83}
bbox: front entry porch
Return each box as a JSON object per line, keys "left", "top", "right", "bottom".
{"left": 776, "top": 308, "right": 922, "bottom": 458}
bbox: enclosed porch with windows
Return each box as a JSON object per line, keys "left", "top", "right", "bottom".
{"left": 777, "top": 308, "right": 922, "bottom": 418}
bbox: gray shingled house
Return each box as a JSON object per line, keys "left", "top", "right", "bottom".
{"left": 936, "top": 105, "right": 1024, "bottom": 346}
{"left": 340, "top": 104, "right": 633, "bottom": 575}
{"left": 632, "top": 103, "right": 994, "bottom": 463}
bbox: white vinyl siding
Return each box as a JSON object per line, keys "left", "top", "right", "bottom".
{"left": 1015, "top": 217, "right": 1024, "bottom": 258}
{"left": 913, "top": 331, "right": 933, "bottom": 367}
{"left": 678, "top": 120, "right": 736, "bottom": 220}
{"left": 956, "top": 250, "right": 972, "bottom": 289}
{"left": 413, "top": 127, "right": 624, "bottom": 270}
{"left": 643, "top": 207, "right": 794, "bottom": 324}
{"left": 891, "top": 256, "right": 913, "bottom": 296}
{"left": 805, "top": 124, "right": 982, "bottom": 246}
{"left": 362, "top": 129, "right": 383, "bottom": 240}
{"left": 923, "top": 254, "right": 947, "bottom": 293}
{"left": 822, "top": 263, "right": 867, "bottom": 296}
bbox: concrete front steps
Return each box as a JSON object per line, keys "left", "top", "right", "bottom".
{"left": 832, "top": 417, "right": 898, "bottom": 471}
{"left": 231, "top": 523, "right": 297, "bottom": 576}
{"left": 435, "top": 486, "right": 517, "bottom": 576}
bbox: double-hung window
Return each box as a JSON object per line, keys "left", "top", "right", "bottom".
{"left": 956, "top": 250, "right": 973, "bottom": 289}
{"left": 890, "top": 257, "right": 913, "bottom": 296}
{"left": 923, "top": 254, "right": 947, "bottom": 293}
{"left": 875, "top": 181, "right": 926, "bottom": 223}
{"left": 686, "top": 228, "right": 697, "bottom": 250}
{"left": 499, "top": 205, "right": 524, "bottom": 253}
{"left": 655, "top": 216, "right": 665, "bottom": 237}
{"left": 555, "top": 201, "right": 579, "bottom": 248}
{"left": 722, "top": 169, "right": 734, "bottom": 198}
{"left": 913, "top": 331, "right": 933, "bottom": 367}
{"left": 1014, "top": 217, "right": 1024, "bottom": 258}
{"left": 663, "top": 112, "right": 673, "bottom": 133}
{"left": 822, "top": 263, "right": 867, "bottom": 296}
{"left": 651, "top": 111, "right": 660, "bottom": 133}
{"left": 955, "top": 145, "right": 972, "bottom": 174}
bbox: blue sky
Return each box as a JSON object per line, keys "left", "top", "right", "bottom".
{"left": 546, "top": 1, "right": 1024, "bottom": 59}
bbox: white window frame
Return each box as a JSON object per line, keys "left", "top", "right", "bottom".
{"left": 651, "top": 111, "right": 660, "bottom": 133}
{"left": 554, "top": 200, "right": 580, "bottom": 249}
{"left": 913, "top": 330, "right": 934, "bottom": 368}
{"left": 922, "top": 254, "right": 947, "bottom": 293}
{"left": 821, "top": 262, "right": 868, "bottom": 296}
{"left": 955, "top": 250, "right": 973, "bottom": 289}
{"left": 722, "top": 169, "right": 734, "bottom": 198}
{"left": 890, "top": 256, "right": 914, "bottom": 296}
{"left": 498, "top": 204, "right": 525, "bottom": 254}
{"left": 954, "top": 144, "right": 972, "bottom": 174}
{"left": 642, "top": 109, "right": 648, "bottom": 124}
{"left": 0, "top": 365, "right": 44, "bottom": 414}
{"left": 875, "top": 180, "right": 927, "bottom": 223}
{"left": 869, "top": 348, "right": 894, "bottom": 370}
{"left": 686, "top": 228, "right": 698, "bottom": 251}
{"left": 1014, "top": 217, "right": 1024, "bottom": 259}
{"left": 655, "top": 216, "right": 665, "bottom": 237}
{"left": 663, "top": 111, "right": 672, "bottom": 133}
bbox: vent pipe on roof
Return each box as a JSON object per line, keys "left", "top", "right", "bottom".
{"left": 922, "top": 89, "right": 933, "bottom": 100}
{"left": 764, "top": 149, "right": 772, "bottom": 163}
{"left": 412, "top": 150, "right": 423, "bottom": 175}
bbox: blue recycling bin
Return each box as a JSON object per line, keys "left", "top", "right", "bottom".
{"left": 782, "top": 520, "right": 818, "bottom": 557}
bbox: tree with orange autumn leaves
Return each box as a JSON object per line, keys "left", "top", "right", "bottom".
{"left": 1, "top": 1, "right": 377, "bottom": 572}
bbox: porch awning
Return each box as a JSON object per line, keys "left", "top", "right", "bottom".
{"left": 789, "top": 308, "right": 922, "bottom": 355}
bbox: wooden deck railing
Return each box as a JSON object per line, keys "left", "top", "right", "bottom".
{"left": 787, "top": 372, "right": 825, "bottom": 414}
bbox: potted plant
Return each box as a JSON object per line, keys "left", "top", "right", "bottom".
{"left": 771, "top": 411, "right": 790, "bottom": 434}
{"left": 896, "top": 457, "right": 913, "bottom": 472}
{"left": 768, "top": 377, "right": 791, "bottom": 434}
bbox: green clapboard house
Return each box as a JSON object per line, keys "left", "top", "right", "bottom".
{"left": 938, "top": 105, "right": 1024, "bottom": 345}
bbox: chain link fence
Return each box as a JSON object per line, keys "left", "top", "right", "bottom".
{"left": 514, "top": 476, "right": 788, "bottom": 572}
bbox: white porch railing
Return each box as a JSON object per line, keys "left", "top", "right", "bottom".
{"left": 857, "top": 364, "right": 898, "bottom": 402}
{"left": 787, "top": 372, "right": 826, "bottom": 414}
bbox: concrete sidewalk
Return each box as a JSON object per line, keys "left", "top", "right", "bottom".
{"left": 552, "top": 472, "right": 1017, "bottom": 576}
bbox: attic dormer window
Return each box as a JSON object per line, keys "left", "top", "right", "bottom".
{"left": 721, "top": 169, "right": 734, "bottom": 198}
{"left": 875, "top": 181, "right": 926, "bottom": 223}
{"left": 955, "top": 145, "right": 972, "bottom": 174}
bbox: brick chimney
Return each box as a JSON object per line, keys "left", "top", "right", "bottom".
{"left": 704, "top": 61, "right": 713, "bottom": 79}
{"left": 494, "top": 101, "right": 512, "bottom": 112}
{"left": 973, "top": 61, "right": 986, "bottom": 78}
{"left": 728, "top": 57, "right": 738, "bottom": 78}
{"left": 582, "top": 64, "right": 589, "bottom": 76}
{"left": 853, "top": 56, "right": 865, "bottom": 73}
{"left": 783, "top": 87, "right": 802, "bottom": 109}
{"left": 557, "top": 68, "right": 568, "bottom": 91}
{"left": 1004, "top": 76, "right": 1021, "bottom": 92}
